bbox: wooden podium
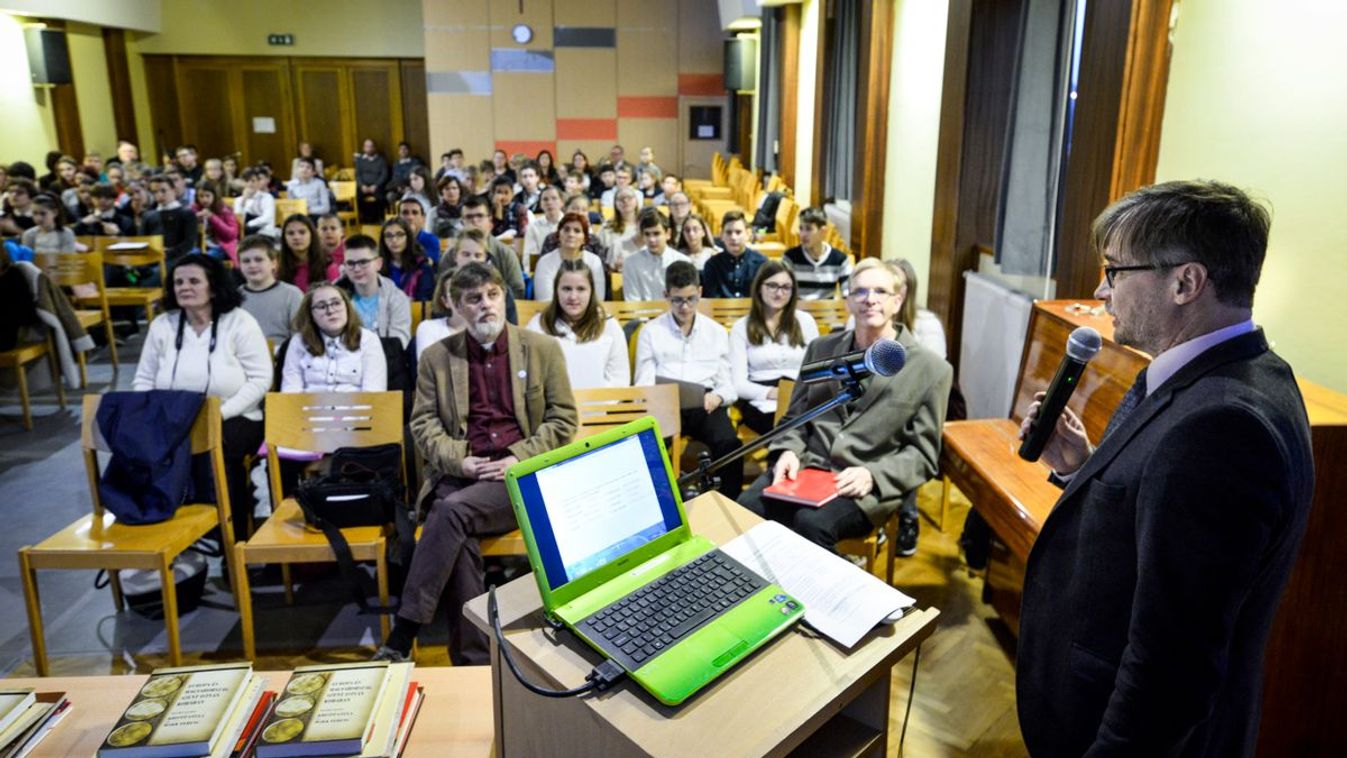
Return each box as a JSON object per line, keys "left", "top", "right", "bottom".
{"left": 463, "top": 492, "right": 939, "bottom": 757}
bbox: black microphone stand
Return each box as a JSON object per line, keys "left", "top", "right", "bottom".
{"left": 678, "top": 365, "right": 867, "bottom": 499}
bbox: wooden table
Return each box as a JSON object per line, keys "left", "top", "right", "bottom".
{"left": 3, "top": 667, "right": 495, "bottom": 757}
{"left": 464, "top": 492, "right": 939, "bottom": 757}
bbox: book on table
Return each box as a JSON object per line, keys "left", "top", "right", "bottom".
{"left": 6, "top": 692, "right": 72, "bottom": 758}
{"left": 97, "top": 662, "right": 257, "bottom": 758}
{"left": 762, "top": 467, "right": 839, "bottom": 507}
{"left": 255, "top": 661, "right": 414, "bottom": 758}
{"left": 0, "top": 691, "right": 35, "bottom": 740}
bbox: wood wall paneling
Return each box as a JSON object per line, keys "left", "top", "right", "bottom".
{"left": 850, "top": 0, "right": 894, "bottom": 259}
{"left": 293, "top": 65, "right": 351, "bottom": 164}
{"left": 350, "top": 64, "right": 404, "bottom": 160}
{"left": 809, "top": 0, "right": 831, "bottom": 207}
{"left": 239, "top": 64, "right": 296, "bottom": 173}
{"left": 779, "top": 4, "right": 801, "bottom": 190}
{"left": 141, "top": 55, "right": 182, "bottom": 162}
{"left": 616, "top": 0, "right": 679, "bottom": 97}
{"left": 400, "top": 60, "right": 429, "bottom": 159}
{"left": 175, "top": 62, "right": 237, "bottom": 163}
{"left": 51, "top": 84, "right": 85, "bottom": 160}
{"left": 555, "top": 49, "right": 618, "bottom": 119}
{"left": 101, "top": 28, "right": 137, "bottom": 143}
{"left": 428, "top": 93, "right": 495, "bottom": 167}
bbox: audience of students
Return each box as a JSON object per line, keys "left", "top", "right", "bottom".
{"left": 379, "top": 217, "right": 435, "bottom": 301}
{"left": 143, "top": 174, "right": 200, "bottom": 260}
{"left": 236, "top": 167, "right": 278, "bottom": 238}
{"left": 783, "top": 206, "right": 852, "bottom": 299}
{"left": 521, "top": 186, "right": 564, "bottom": 275}
{"left": 679, "top": 213, "right": 720, "bottom": 270}
{"left": 284, "top": 156, "right": 330, "bottom": 217}
{"left": 20, "top": 195, "right": 77, "bottom": 254}
{"left": 456, "top": 195, "right": 525, "bottom": 298}
{"left": 428, "top": 175, "right": 466, "bottom": 239}
{"left": 396, "top": 197, "right": 441, "bottom": 265}
{"left": 355, "top": 139, "right": 390, "bottom": 222}
{"left": 702, "top": 210, "right": 766, "bottom": 298}
{"left": 193, "top": 180, "right": 240, "bottom": 263}
{"left": 73, "top": 182, "right": 135, "bottom": 237}
{"left": 278, "top": 214, "right": 338, "bottom": 292}
{"left": 315, "top": 213, "right": 346, "bottom": 268}
{"left": 526, "top": 259, "right": 630, "bottom": 389}
{"left": 601, "top": 186, "right": 642, "bottom": 272}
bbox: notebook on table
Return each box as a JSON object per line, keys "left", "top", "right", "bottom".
{"left": 505, "top": 416, "right": 805, "bottom": 706}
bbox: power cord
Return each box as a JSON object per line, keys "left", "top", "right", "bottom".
{"left": 488, "top": 585, "right": 627, "bottom": 698}
{"left": 896, "top": 643, "right": 922, "bottom": 758}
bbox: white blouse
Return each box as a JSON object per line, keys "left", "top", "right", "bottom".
{"left": 525, "top": 314, "right": 630, "bottom": 389}
{"left": 132, "top": 308, "right": 273, "bottom": 420}
{"left": 729, "top": 311, "right": 820, "bottom": 414}
{"left": 532, "top": 250, "right": 607, "bottom": 302}
{"left": 280, "top": 327, "right": 387, "bottom": 392}
{"left": 414, "top": 317, "right": 464, "bottom": 360}
{"left": 600, "top": 226, "right": 641, "bottom": 269}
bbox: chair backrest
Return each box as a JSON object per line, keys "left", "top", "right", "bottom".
{"left": 330, "top": 181, "right": 356, "bottom": 203}
{"left": 573, "top": 384, "right": 683, "bottom": 464}
{"left": 334, "top": 167, "right": 355, "bottom": 181}
{"left": 34, "top": 251, "right": 108, "bottom": 316}
{"left": 263, "top": 391, "right": 405, "bottom": 508}
{"left": 697, "top": 298, "right": 751, "bottom": 328}
{"left": 774, "top": 379, "right": 795, "bottom": 424}
{"left": 514, "top": 298, "right": 546, "bottom": 328}
{"left": 409, "top": 300, "right": 432, "bottom": 335}
{"left": 82, "top": 394, "right": 231, "bottom": 536}
{"left": 798, "top": 299, "right": 852, "bottom": 335}
{"left": 276, "top": 198, "right": 309, "bottom": 220}
{"left": 603, "top": 299, "right": 667, "bottom": 327}
{"left": 95, "top": 235, "right": 166, "bottom": 276}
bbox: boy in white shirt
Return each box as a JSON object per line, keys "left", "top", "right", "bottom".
{"left": 634, "top": 260, "right": 742, "bottom": 496}
{"left": 623, "top": 208, "right": 690, "bottom": 301}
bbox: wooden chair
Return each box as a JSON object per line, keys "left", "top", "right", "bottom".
{"left": 697, "top": 298, "right": 752, "bottom": 328}
{"left": 514, "top": 298, "right": 546, "bottom": 328}
{"left": 480, "top": 384, "right": 684, "bottom": 558}
{"left": 798, "top": 299, "right": 852, "bottom": 335}
{"left": 757, "top": 197, "right": 798, "bottom": 245}
{"left": 232, "top": 391, "right": 404, "bottom": 660}
{"left": 0, "top": 331, "right": 66, "bottom": 430}
{"left": 86, "top": 236, "right": 167, "bottom": 325}
{"left": 34, "top": 252, "right": 118, "bottom": 387}
{"left": 602, "top": 299, "right": 667, "bottom": 328}
{"left": 19, "top": 396, "right": 235, "bottom": 675}
{"left": 275, "top": 198, "right": 309, "bottom": 221}
{"left": 330, "top": 181, "right": 358, "bottom": 231}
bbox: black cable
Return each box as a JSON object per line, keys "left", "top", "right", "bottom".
{"left": 488, "top": 585, "right": 626, "bottom": 698}
{"left": 897, "top": 643, "right": 922, "bottom": 758}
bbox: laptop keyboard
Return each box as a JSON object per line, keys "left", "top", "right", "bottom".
{"left": 581, "top": 550, "right": 768, "bottom": 668}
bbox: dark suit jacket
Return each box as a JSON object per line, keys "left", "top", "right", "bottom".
{"left": 1017, "top": 329, "right": 1314, "bottom": 757}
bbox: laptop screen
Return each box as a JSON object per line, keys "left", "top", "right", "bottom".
{"left": 513, "top": 427, "right": 683, "bottom": 591}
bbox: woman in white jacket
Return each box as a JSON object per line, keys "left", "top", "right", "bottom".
{"left": 526, "top": 259, "right": 629, "bottom": 389}
{"left": 133, "top": 253, "right": 273, "bottom": 538}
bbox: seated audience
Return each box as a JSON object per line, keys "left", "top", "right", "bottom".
{"left": 379, "top": 217, "right": 435, "bottom": 301}
{"left": 532, "top": 212, "right": 606, "bottom": 302}
{"left": 436, "top": 228, "right": 518, "bottom": 326}
{"left": 133, "top": 253, "right": 272, "bottom": 539}
{"left": 281, "top": 284, "right": 386, "bottom": 392}
{"left": 376, "top": 261, "right": 577, "bottom": 665}
{"left": 601, "top": 166, "right": 636, "bottom": 209}
{"left": 0, "top": 179, "right": 37, "bottom": 235}
{"left": 527, "top": 259, "right": 630, "bottom": 389}
{"left": 237, "top": 235, "right": 302, "bottom": 348}
{"left": 679, "top": 213, "right": 720, "bottom": 270}
{"left": 702, "top": 210, "right": 766, "bottom": 298}
{"left": 428, "top": 175, "right": 466, "bottom": 239}
{"left": 892, "top": 258, "right": 948, "bottom": 360}
{"left": 175, "top": 145, "right": 204, "bottom": 186}
{"left": 144, "top": 174, "right": 200, "bottom": 261}
{"left": 569, "top": 150, "right": 593, "bottom": 192}
{"left": 288, "top": 141, "right": 324, "bottom": 182}
{"left": 355, "top": 138, "right": 390, "bottom": 222}
{"left": 397, "top": 197, "right": 441, "bottom": 265}
{"left": 590, "top": 163, "right": 616, "bottom": 202}
{"left": 637, "top": 167, "right": 661, "bottom": 202}
{"left": 284, "top": 156, "right": 330, "bottom": 217}
{"left": 400, "top": 166, "right": 434, "bottom": 217}
{"left": 490, "top": 148, "right": 515, "bottom": 185}
{"left": 193, "top": 181, "right": 239, "bottom": 264}
{"left": 434, "top": 148, "right": 468, "bottom": 184}
{"left": 522, "top": 186, "right": 564, "bottom": 275}
{"left": 74, "top": 182, "right": 135, "bottom": 237}
{"left": 335, "top": 234, "right": 412, "bottom": 348}
{"left": 236, "top": 167, "right": 278, "bottom": 238}
{"left": 737, "top": 258, "right": 952, "bottom": 555}
{"left": 488, "top": 176, "right": 528, "bottom": 242}
{"left": 455, "top": 195, "right": 525, "bottom": 298}
{"left": 278, "top": 214, "right": 338, "bottom": 291}
{"left": 635, "top": 146, "right": 661, "bottom": 181}
{"left": 387, "top": 141, "right": 424, "bottom": 204}
{"left": 634, "top": 261, "right": 741, "bottom": 497}
{"left": 220, "top": 155, "right": 244, "bottom": 196}
{"left": 513, "top": 162, "right": 544, "bottom": 213}
{"left": 783, "top": 206, "right": 852, "bottom": 299}
{"left": 535, "top": 149, "right": 559, "bottom": 186}
{"left": 165, "top": 168, "right": 195, "bottom": 207}
{"left": 729, "top": 262, "right": 819, "bottom": 434}
{"left": 601, "top": 187, "right": 642, "bottom": 272}
{"left": 316, "top": 213, "right": 346, "bottom": 268}
{"left": 61, "top": 171, "right": 95, "bottom": 220}
{"left": 655, "top": 174, "right": 682, "bottom": 207}
{"left": 20, "top": 196, "right": 77, "bottom": 253}
{"left": 624, "top": 208, "right": 690, "bottom": 301}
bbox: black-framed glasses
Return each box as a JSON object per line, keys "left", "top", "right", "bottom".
{"left": 311, "top": 300, "right": 344, "bottom": 313}
{"left": 1103, "top": 262, "right": 1183, "bottom": 287}
{"left": 344, "top": 257, "right": 377, "bottom": 269}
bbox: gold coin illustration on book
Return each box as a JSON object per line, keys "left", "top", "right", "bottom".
{"left": 262, "top": 718, "right": 305, "bottom": 744}
{"left": 139, "top": 675, "right": 184, "bottom": 698}
{"left": 273, "top": 696, "right": 315, "bottom": 718}
{"left": 124, "top": 699, "right": 167, "bottom": 721}
{"left": 286, "top": 673, "right": 327, "bottom": 696}
{"left": 107, "top": 721, "right": 153, "bottom": 747}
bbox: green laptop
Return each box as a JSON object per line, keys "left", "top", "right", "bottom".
{"left": 505, "top": 417, "right": 805, "bottom": 705}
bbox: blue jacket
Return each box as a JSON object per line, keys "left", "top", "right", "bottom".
{"left": 96, "top": 390, "right": 205, "bottom": 525}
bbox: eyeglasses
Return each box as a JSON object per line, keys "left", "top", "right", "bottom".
{"left": 849, "top": 288, "right": 895, "bottom": 301}
{"left": 311, "top": 300, "right": 344, "bottom": 313}
{"left": 344, "top": 257, "right": 377, "bottom": 268}
{"left": 1102, "top": 262, "right": 1184, "bottom": 287}
{"left": 762, "top": 282, "right": 793, "bottom": 294}
{"left": 669, "top": 296, "right": 700, "bottom": 308}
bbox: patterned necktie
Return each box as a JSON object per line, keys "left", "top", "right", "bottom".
{"left": 1103, "top": 367, "right": 1148, "bottom": 441}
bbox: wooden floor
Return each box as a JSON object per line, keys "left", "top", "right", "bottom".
{"left": 7, "top": 482, "right": 1027, "bottom": 757}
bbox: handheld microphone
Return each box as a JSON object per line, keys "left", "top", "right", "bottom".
{"left": 796, "top": 339, "right": 907, "bottom": 385}
{"left": 1018, "top": 326, "right": 1103, "bottom": 461}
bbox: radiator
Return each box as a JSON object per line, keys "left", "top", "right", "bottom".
{"left": 959, "top": 271, "right": 1035, "bottom": 419}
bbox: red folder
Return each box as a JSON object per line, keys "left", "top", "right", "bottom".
{"left": 763, "top": 467, "right": 839, "bottom": 508}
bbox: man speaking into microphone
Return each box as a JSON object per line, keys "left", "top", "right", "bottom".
{"left": 738, "top": 258, "right": 952, "bottom": 554}
{"left": 1016, "top": 180, "right": 1314, "bottom": 757}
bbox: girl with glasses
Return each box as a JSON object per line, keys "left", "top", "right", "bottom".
{"left": 281, "top": 284, "right": 386, "bottom": 393}
{"left": 729, "top": 261, "right": 818, "bottom": 434}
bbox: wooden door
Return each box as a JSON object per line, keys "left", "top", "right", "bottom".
{"left": 400, "top": 60, "right": 429, "bottom": 160}
{"left": 293, "top": 62, "right": 354, "bottom": 167}
{"left": 237, "top": 61, "right": 296, "bottom": 171}
{"left": 175, "top": 59, "right": 239, "bottom": 163}
{"left": 348, "top": 62, "right": 404, "bottom": 158}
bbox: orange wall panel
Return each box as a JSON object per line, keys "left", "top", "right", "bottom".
{"left": 618, "top": 96, "right": 678, "bottom": 119}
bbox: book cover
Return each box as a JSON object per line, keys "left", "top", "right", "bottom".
{"left": 357, "top": 663, "right": 414, "bottom": 758}
{"left": 98, "top": 662, "right": 253, "bottom": 758}
{"left": 8, "top": 695, "right": 69, "bottom": 758}
{"left": 255, "top": 662, "right": 392, "bottom": 758}
{"left": 0, "top": 690, "right": 35, "bottom": 739}
{"left": 763, "top": 467, "right": 839, "bottom": 507}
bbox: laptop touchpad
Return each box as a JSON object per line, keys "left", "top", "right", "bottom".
{"left": 712, "top": 638, "right": 751, "bottom": 667}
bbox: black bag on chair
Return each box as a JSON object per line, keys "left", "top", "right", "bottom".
{"left": 293, "top": 443, "right": 414, "bottom": 614}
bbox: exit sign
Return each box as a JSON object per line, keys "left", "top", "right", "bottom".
{"left": 267, "top": 34, "right": 294, "bottom": 46}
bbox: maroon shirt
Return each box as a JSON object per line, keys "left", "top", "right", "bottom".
{"left": 465, "top": 330, "right": 524, "bottom": 459}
